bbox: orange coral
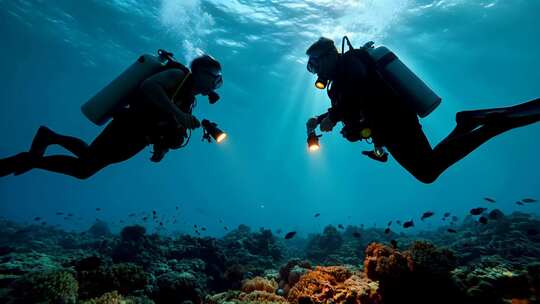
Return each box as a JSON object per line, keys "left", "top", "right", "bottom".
{"left": 241, "top": 276, "right": 278, "bottom": 293}
{"left": 287, "top": 266, "right": 381, "bottom": 304}
{"left": 364, "top": 243, "right": 412, "bottom": 282}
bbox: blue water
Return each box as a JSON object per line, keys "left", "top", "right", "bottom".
{"left": 1, "top": 0, "right": 539, "bottom": 236}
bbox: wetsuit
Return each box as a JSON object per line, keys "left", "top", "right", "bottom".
{"left": 12, "top": 74, "right": 195, "bottom": 179}
{"left": 325, "top": 51, "right": 540, "bottom": 183}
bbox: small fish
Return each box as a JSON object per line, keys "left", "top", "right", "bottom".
{"left": 224, "top": 226, "right": 228, "bottom": 231}
{"left": 527, "top": 229, "right": 539, "bottom": 236}
{"left": 67, "top": 213, "right": 73, "bottom": 217}
{"left": 484, "top": 197, "right": 496, "bottom": 203}
{"left": 284, "top": 231, "right": 297, "bottom": 240}
{"left": 152, "top": 210, "right": 157, "bottom": 215}
{"left": 34, "top": 217, "right": 41, "bottom": 221}
{"left": 142, "top": 217, "right": 148, "bottom": 221}
{"left": 451, "top": 216, "right": 459, "bottom": 222}
{"left": 384, "top": 228, "right": 391, "bottom": 234}
{"left": 352, "top": 232, "right": 361, "bottom": 238}
{"left": 447, "top": 228, "right": 457, "bottom": 233}
{"left": 201, "top": 227, "right": 207, "bottom": 231}
{"left": 56, "top": 212, "right": 64, "bottom": 216}
{"left": 194, "top": 224, "right": 198, "bottom": 229}
{"left": 396, "top": 220, "right": 401, "bottom": 225}
{"left": 421, "top": 211, "right": 434, "bottom": 221}
{"left": 522, "top": 198, "right": 537, "bottom": 203}
{"left": 195, "top": 230, "right": 200, "bottom": 235}
{"left": 390, "top": 239, "right": 398, "bottom": 249}
{"left": 314, "top": 213, "right": 320, "bottom": 218}
{"left": 129, "top": 213, "right": 136, "bottom": 217}
{"left": 478, "top": 216, "right": 488, "bottom": 224}
{"left": 41, "top": 221, "right": 47, "bottom": 225}
{"left": 470, "top": 207, "right": 487, "bottom": 215}
{"left": 403, "top": 220, "right": 414, "bottom": 228}
{"left": 95, "top": 208, "right": 101, "bottom": 211}
{"left": 387, "top": 221, "right": 392, "bottom": 227}
{"left": 159, "top": 222, "right": 163, "bottom": 226}
{"left": 176, "top": 206, "right": 179, "bottom": 210}
{"left": 516, "top": 201, "right": 524, "bottom": 206}
{"left": 338, "top": 224, "right": 344, "bottom": 229}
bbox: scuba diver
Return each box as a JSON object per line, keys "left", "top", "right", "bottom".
{"left": 0, "top": 50, "right": 225, "bottom": 179}
{"left": 305, "top": 37, "right": 540, "bottom": 183}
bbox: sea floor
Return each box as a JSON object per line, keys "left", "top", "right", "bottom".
{"left": 0, "top": 209, "right": 539, "bottom": 304}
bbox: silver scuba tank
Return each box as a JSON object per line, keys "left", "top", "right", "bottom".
{"left": 366, "top": 44, "right": 441, "bottom": 118}
{"left": 81, "top": 51, "right": 170, "bottom": 126}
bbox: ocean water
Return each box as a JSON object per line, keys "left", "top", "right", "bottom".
{"left": 1, "top": 0, "right": 540, "bottom": 236}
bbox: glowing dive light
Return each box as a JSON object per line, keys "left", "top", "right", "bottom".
{"left": 202, "top": 119, "right": 227, "bottom": 144}
{"left": 315, "top": 77, "right": 328, "bottom": 90}
{"left": 307, "top": 132, "right": 321, "bottom": 152}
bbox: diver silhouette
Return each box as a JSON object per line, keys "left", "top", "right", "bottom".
{"left": 0, "top": 52, "right": 224, "bottom": 179}
{"left": 305, "top": 37, "right": 540, "bottom": 183}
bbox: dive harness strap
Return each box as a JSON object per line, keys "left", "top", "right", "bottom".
{"left": 341, "top": 37, "right": 390, "bottom": 163}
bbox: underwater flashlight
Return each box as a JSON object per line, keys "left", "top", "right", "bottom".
{"left": 202, "top": 119, "right": 227, "bottom": 143}
{"left": 307, "top": 132, "right": 321, "bottom": 152}
{"left": 315, "top": 77, "right": 328, "bottom": 90}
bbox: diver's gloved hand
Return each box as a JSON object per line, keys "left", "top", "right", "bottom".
{"left": 306, "top": 117, "right": 319, "bottom": 131}
{"left": 320, "top": 116, "right": 336, "bottom": 132}
{"left": 188, "top": 115, "right": 201, "bottom": 129}
{"left": 150, "top": 145, "right": 169, "bottom": 163}
{"left": 175, "top": 111, "right": 200, "bottom": 129}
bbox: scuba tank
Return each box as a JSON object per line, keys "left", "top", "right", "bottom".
{"left": 343, "top": 37, "right": 442, "bottom": 118}
{"left": 82, "top": 50, "right": 187, "bottom": 126}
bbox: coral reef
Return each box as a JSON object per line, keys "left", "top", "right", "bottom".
{"left": 9, "top": 270, "right": 79, "bottom": 304}
{"left": 0, "top": 210, "right": 539, "bottom": 304}
{"left": 287, "top": 266, "right": 380, "bottom": 304}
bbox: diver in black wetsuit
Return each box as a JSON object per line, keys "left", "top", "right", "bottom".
{"left": 0, "top": 55, "right": 223, "bottom": 179}
{"left": 305, "top": 37, "right": 540, "bottom": 183}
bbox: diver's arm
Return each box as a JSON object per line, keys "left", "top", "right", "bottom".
{"left": 140, "top": 69, "right": 199, "bottom": 129}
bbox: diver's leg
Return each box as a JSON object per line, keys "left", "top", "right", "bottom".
{"left": 385, "top": 100, "right": 540, "bottom": 183}
{"left": 384, "top": 126, "right": 439, "bottom": 184}
{"left": 6, "top": 119, "right": 147, "bottom": 179}
{"left": 30, "top": 126, "right": 89, "bottom": 157}
{"left": 0, "top": 153, "right": 31, "bottom": 177}
{"left": 29, "top": 155, "right": 108, "bottom": 179}
{"left": 431, "top": 114, "right": 540, "bottom": 176}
